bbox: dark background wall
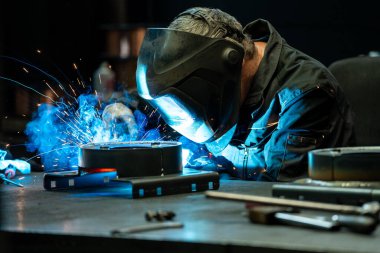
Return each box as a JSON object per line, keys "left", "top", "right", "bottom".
{"left": 0, "top": 0, "right": 380, "bottom": 155}
{"left": 1, "top": 0, "right": 380, "bottom": 77}
{"left": 2, "top": 0, "right": 380, "bottom": 77}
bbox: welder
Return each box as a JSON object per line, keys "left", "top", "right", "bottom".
{"left": 109, "top": 7, "right": 354, "bottom": 181}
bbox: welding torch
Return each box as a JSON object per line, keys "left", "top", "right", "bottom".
{"left": 0, "top": 173, "right": 24, "bottom": 187}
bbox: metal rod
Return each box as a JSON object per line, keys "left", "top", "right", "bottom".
{"left": 111, "top": 222, "right": 184, "bottom": 235}
{"left": 205, "top": 191, "right": 379, "bottom": 216}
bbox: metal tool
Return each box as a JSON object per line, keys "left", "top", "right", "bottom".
{"left": 205, "top": 191, "right": 380, "bottom": 217}
{"left": 331, "top": 214, "right": 378, "bottom": 234}
{"left": 249, "top": 206, "right": 338, "bottom": 231}
{"left": 111, "top": 222, "right": 184, "bottom": 235}
{"left": 0, "top": 173, "right": 24, "bottom": 188}
{"left": 145, "top": 210, "right": 176, "bottom": 221}
{"left": 248, "top": 206, "right": 378, "bottom": 234}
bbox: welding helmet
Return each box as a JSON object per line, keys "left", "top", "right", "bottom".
{"left": 136, "top": 28, "right": 244, "bottom": 143}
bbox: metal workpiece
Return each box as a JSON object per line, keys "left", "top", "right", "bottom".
{"left": 308, "top": 147, "right": 380, "bottom": 181}
{"left": 78, "top": 141, "right": 182, "bottom": 177}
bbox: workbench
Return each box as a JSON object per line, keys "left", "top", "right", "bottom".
{"left": 1, "top": 172, "right": 380, "bottom": 253}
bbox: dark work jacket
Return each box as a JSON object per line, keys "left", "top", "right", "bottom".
{"left": 212, "top": 19, "right": 354, "bottom": 182}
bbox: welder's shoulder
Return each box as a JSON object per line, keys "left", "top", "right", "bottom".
{"left": 280, "top": 45, "right": 338, "bottom": 92}
{"left": 277, "top": 50, "right": 339, "bottom": 107}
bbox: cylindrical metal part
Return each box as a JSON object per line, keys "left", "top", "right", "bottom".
{"left": 308, "top": 147, "right": 380, "bottom": 181}
{"left": 78, "top": 141, "right": 182, "bottom": 177}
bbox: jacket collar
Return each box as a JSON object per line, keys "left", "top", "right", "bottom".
{"left": 242, "top": 19, "right": 284, "bottom": 111}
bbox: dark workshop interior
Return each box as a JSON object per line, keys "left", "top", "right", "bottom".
{"left": 1, "top": 1, "right": 380, "bottom": 252}
{"left": 1, "top": 0, "right": 380, "bottom": 157}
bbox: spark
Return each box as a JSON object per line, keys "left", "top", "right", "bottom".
{"left": 77, "top": 77, "right": 85, "bottom": 88}
{"left": 36, "top": 49, "right": 42, "bottom": 54}
{"left": 249, "top": 121, "right": 278, "bottom": 130}
{"left": 43, "top": 80, "right": 59, "bottom": 98}
{"left": 56, "top": 114, "right": 67, "bottom": 124}
{"left": 155, "top": 136, "right": 166, "bottom": 141}
{"left": 94, "top": 90, "right": 101, "bottom": 107}
{"left": 139, "top": 117, "right": 147, "bottom": 129}
{"left": 0, "top": 55, "right": 73, "bottom": 102}
{"left": 2, "top": 55, "right": 172, "bottom": 172}
{"left": 98, "top": 74, "right": 102, "bottom": 84}
{"left": 0, "top": 75, "right": 56, "bottom": 103}
{"left": 69, "top": 84, "right": 77, "bottom": 96}
{"left": 139, "top": 130, "right": 151, "bottom": 141}
{"left": 149, "top": 108, "right": 158, "bottom": 118}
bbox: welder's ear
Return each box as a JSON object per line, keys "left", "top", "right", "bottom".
{"left": 223, "top": 48, "right": 241, "bottom": 66}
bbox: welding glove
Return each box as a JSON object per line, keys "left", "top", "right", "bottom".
{"left": 182, "top": 142, "right": 234, "bottom": 173}
{"left": 0, "top": 150, "right": 31, "bottom": 178}
{"left": 102, "top": 103, "right": 138, "bottom": 140}
{"left": 209, "top": 144, "right": 266, "bottom": 179}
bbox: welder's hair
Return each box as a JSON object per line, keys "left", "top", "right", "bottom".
{"left": 169, "top": 7, "right": 255, "bottom": 58}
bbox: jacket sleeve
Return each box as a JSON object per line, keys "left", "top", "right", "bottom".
{"left": 257, "top": 88, "right": 337, "bottom": 181}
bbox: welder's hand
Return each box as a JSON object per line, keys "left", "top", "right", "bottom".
{"left": 102, "top": 103, "right": 138, "bottom": 140}
{"left": 186, "top": 154, "right": 233, "bottom": 172}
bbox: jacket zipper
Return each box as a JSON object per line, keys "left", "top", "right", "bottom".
{"left": 242, "top": 146, "right": 249, "bottom": 179}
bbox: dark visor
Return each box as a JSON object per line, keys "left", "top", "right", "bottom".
{"left": 137, "top": 28, "right": 244, "bottom": 143}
